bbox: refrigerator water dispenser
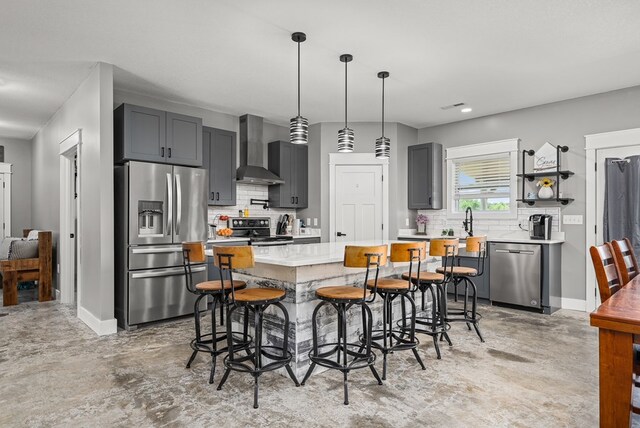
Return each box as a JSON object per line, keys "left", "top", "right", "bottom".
{"left": 138, "top": 200, "right": 164, "bottom": 237}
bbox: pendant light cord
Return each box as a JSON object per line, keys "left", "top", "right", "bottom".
{"left": 344, "top": 60, "right": 348, "bottom": 128}
{"left": 381, "top": 76, "right": 385, "bottom": 138}
{"left": 297, "top": 41, "right": 301, "bottom": 116}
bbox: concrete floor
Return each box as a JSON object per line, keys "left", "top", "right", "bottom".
{"left": 0, "top": 292, "right": 600, "bottom": 427}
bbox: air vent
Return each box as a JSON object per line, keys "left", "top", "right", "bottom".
{"left": 440, "top": 102, "right": 466, "bottom": 110}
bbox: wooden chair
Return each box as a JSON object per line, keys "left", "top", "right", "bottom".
{"left": 590, "top": 243, "right": 624, "bottom": 302}
{"left": 302, "top": 245, "right": 386, "bottom": 405}
{"left": 611, "top": 238, "right": 639, "bottom": 285}
{"left": 214, "top": 245, "right": 299, "bottom": 409}
{"left": 1, "top": 231, "right": 52, "bottom": 306}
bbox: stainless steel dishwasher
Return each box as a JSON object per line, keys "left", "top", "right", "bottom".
{"left": 489, "top": 243, "right": 542, "bottom": 308}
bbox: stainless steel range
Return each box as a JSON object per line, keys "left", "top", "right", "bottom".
{"left": 229, "top": 217, "right": 293, "bottom": 246}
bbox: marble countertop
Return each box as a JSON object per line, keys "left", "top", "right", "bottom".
{"left": 205, "top": 239, "right": 446, "bottom": 268}
{"left": 396, "top": 233, "right": 565, "bottom": 245}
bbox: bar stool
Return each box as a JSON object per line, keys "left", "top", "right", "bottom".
{"left": 437, "top": 236, "right": 486, "bottom": 342}
{"left": 182, "top": 242, "right": 251, "bottom": 384}
{"left": 400, "top": 239, "right": 457, "bottom": 359}
{"left": 363, "top": 242, "right": 426, "bottom": 379}
{"left": 214, "top": 246, "right": 299, "bottom": 409}
{"left": 301, "top": 245, "right": 385, "bottom": 405}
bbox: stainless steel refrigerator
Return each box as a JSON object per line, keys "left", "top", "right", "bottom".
{"left": 115, "top": 161, "right": 208, "bottom": 329}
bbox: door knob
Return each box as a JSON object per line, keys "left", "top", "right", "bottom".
{"left": 337, "top": 232, "right": 346, "bottom": 237}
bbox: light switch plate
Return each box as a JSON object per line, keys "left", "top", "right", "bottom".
{"left": 313, "top": 218, "right": 318, "bottom": 226}
{"left": 563, "top": 215, "right": 583, "bottom": 225}
{"left": 405, "top": 218, "right": 409, "bottom": 226}
{"left": 306, "top": 218, "right": 311, "bottom": 226}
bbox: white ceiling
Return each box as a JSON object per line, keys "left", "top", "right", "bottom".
{"left": 2, "top": 0, "right": 640, "bottom": 140}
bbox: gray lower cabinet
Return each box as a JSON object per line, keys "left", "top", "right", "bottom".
{"left": 115, "top": 103, "right": 203, "bottom": 167}
{"left": 268, "top": 140, "right": 308, "bottom": 208}
{"left": 293, "top": 237, "right": 321, "bottom": 245}
{"left": 408, "top": 143, "right": 442, "bottom": 209}
{"left": 203, "top": 127, "right": 236, "bottom": 206}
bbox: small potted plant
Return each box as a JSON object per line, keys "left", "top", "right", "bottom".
{"left": 448, "top": 228, "right": 455, "bottom": 236}
{"left": 441, "top": 229, "right": 448, "bottom": 236}
{"left": 416, "top": 214, "right": 428, "bottom": 234}
{"left": 537, "top": 177, "right": 555, "bottom": 199}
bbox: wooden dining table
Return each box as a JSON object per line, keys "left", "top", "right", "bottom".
{"left": 590, "top": 275, "right": 640, "bottom": 427}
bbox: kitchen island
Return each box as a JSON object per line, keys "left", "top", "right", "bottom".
{"left": 206, "top": 240, "right": 438, "bottom": 378}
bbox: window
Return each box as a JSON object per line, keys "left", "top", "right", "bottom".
{"left": 447, "top": 138, "right": 519, "bottom": 218}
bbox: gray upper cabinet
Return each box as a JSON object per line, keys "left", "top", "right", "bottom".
{"left": 114, "top": 103, "right": 203, "bottom": 167}
{"left": 166, "top": 112, "right": 202, "bottom": 167}
{"left": 408, "top": 142, "right": 443, "bottom": 209}
{"left": 203, "top": 126, "right": 236, "bottom": 206}
{"left": 268, "top": 141, "right": 308, "bottom": 209}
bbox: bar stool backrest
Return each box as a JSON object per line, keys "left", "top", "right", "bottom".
{"left": 213, "top": 245, "right": 255, "bottom": 269}
{"left": 344, "top": 245, "right": 388, "bottom": 301}
{"left": 390, "top": 241, "right": 427, "bottom": 263}
{"left": 182, "top": 241, "right": 206, "bottom": 293}
{"left": 611, "top": 238, "right": 639, "bottom": 284}
{"left": 429, "top": 238, "right": 459, "bottom": 276}
{"left": 590, "top": 243, "right": 624, "bottom": 302}
{"left": 465, "top": 235, "right": 488, "bottom": 275}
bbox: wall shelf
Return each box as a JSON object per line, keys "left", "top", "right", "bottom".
{"left": 519, "top": 145, "right": 573, "bottom": 206}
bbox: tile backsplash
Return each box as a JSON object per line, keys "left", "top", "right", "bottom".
{"left": 207, "top": 184, "right": 296, "bottom": 234}
{"left": 416, "top": 207, "right": 561, "bottom": 236}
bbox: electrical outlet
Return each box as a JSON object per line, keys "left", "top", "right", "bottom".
{"left": 405, "top": 218, "right": 409, "bottom": 226}
{"left": 563, "top": 215, "right": 583, "bottom": 225}
{"left": 313, "top": 218, "right": 318, "bottom": 226}
{"left": 306, "top": 218, "right": 311, "bottom": 226}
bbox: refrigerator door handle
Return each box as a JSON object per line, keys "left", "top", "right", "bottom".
{"left": 176, "top": 174, "right": 182, "bottom": 235}
{"left": 131, "top": 265, "right": 205, "bottom": 279}
{"left": 166, "top": 173, "right": 173, "bottom": 236}
{"left": 131, "top": 246, "right": 183, "bottom": 254}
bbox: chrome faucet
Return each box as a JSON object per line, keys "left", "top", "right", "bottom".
{"left": 463, "top": 207, "right": 474, "bottom": 237}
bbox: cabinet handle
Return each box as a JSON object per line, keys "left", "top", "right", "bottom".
{"left": 291, "top": 196, "right": 295, "bottom": 204}
{"left": 168, "top": 148, "right": 172, "bottom": 158}
{"left": 161, "top": 147, "right": 165, "bottom": 157}
{"left": 216, "top": 192, "right": 220, "bottom": 201}
{"left": 295, "top": 196, "right": 299, "bottom": 204}
{"left": 211, "top": 192, "right": 215, "bottom": 200}
{"left": 428, "top": 196, "right": 432, "bottom": 206}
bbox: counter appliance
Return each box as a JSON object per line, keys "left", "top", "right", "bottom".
{"left": 115, "top": 161, "right": 208, "bottom": 329}
{"left": 529, "top": 214, "right": 552, "bottom": 240}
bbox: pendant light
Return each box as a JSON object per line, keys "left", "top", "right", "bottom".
{"left": 290, "top": 32, "right": 308, "bottom": 144}
{"left": 338, "top": 54, "right": 354, "bottom": 152}
{"left": 375, "top": 71, "right": 390, "bottom": 159}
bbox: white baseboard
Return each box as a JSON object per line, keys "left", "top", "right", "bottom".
{"left": 561, "top": 297, "right": 586, "bottom": 312}
{"left": 77, "top": 305, "right": 117, "bottom": 336}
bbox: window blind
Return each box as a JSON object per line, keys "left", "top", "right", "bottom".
{"left": 452, "top": 154, "right": 511, "bottom": 201}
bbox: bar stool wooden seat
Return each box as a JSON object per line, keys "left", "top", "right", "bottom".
{"left": 362, "top": 242, "right": 426, "bottom": 380}
{"left": 214, "top": 246, "right": 299, "bottom": 409}
{"left": 612, "top": 238, "right": 640, "bottom": 285}
{"left": 398, "top": 239, "right": 456, "bottom": 359}
{"left": 301, "top": 245, "right": 385, "bottom": 405}
{"left": 439, "top": 236, "right": 486, "bottom": 343}
{"left": 182, "top": 242, "right": 251, "bottom": 385}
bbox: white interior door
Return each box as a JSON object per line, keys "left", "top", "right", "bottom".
{"left": 334, "top": 165, "right": 383, "bottom": 242}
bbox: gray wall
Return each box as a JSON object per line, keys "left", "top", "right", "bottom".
{"left": 0, "top": 137, "right": 32, "bottom": 236}
{"left": 418, "top": 85, "right": 640, "bottom": 301}
{"left": 31, "top": 62, "right": 115, "bottom": 323}
{"left": 298, "top": 121, "right": 417, "bottom": 242}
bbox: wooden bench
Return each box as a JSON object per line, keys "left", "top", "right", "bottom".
{"left": 0, "top": 231, "right": 53, "bottom": 306}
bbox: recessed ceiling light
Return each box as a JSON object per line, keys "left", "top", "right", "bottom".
{"left": 461, "top": 107, "right": 472, "bottom": 113}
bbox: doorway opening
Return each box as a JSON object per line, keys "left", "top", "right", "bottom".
{"left": 585, "top": 128, "right": 640, "bottom": 311}
{"left": 329, "top": 153, "right": 389, "bottom": 242}
{"left": 59, "top": 129, "right": 82, "bottom": 307}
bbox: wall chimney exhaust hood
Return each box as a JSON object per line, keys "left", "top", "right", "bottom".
{"left": 236, "top": 114, "right": 284, "bottom": 185}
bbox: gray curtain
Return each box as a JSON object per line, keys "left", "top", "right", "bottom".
{"left": 603, "top": 155, "right": 640, "bottom": 254}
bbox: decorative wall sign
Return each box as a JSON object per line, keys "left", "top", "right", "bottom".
{"left": 534, "top": 142, "right": 557, "bottom": 172}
